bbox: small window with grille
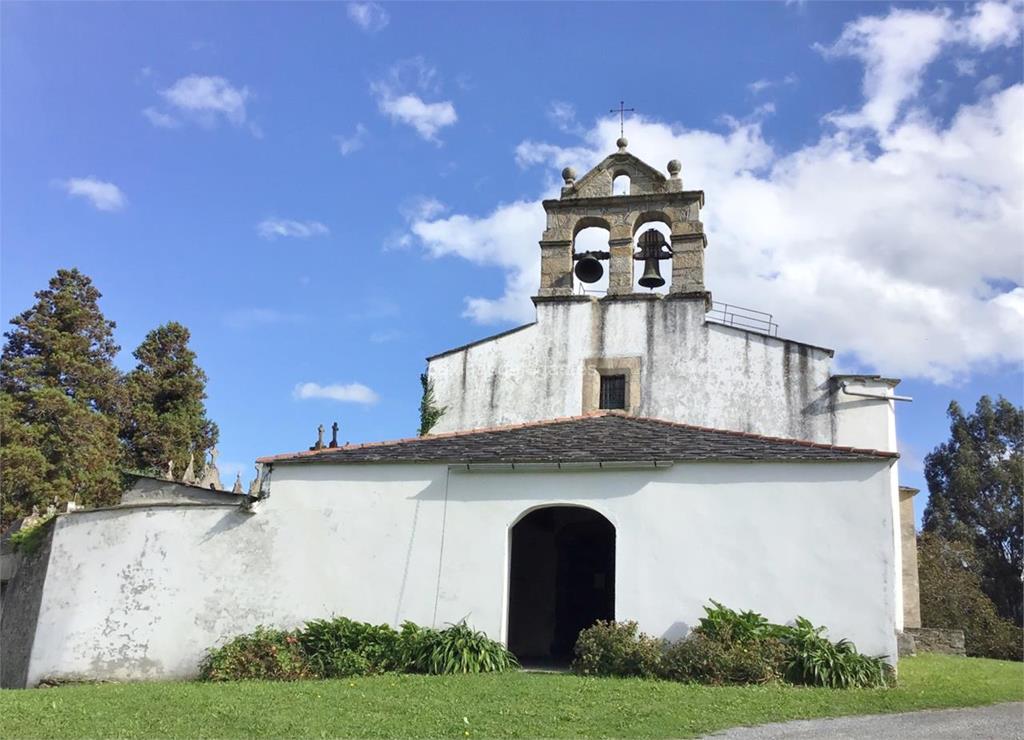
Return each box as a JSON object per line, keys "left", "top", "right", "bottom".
{"left": 599, "top": 374, "right": 627, "bottom": 410}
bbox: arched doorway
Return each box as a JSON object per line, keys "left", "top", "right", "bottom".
{"left": 507, "top": 506, "right": 615, "bottom": 664}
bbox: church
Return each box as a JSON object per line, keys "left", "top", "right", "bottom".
{"left": 1, "top": 140, "right": 919, "bottom": 687}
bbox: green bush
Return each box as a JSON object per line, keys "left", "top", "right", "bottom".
{"left": 199, "top": 627, "right": 314, "bottom": 682}
{"left": 572, "top": 620, "right": 663, "bottom": 678}
{"left": 662, "top": 633, "right": 787, "bottom": 685}
{"left": 695, "top": 600, "right": 785, "bottom": 644}
{"left": 299, "top": 617, "right": 401, "bottom": 676}
{"left": 424, "top": 622, "right": 518, "bottom": 674}
{"left": 395, "top": 621, "right": 441, "bottom": 673}
{"left": 783, "top": 617, "right": 893, "bottom": 689}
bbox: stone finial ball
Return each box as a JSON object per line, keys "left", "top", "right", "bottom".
{"left": 561, "top": 166, "right": 577, "bottom": 183}
{"left": 667, "top": 159, "right": 682, "bottom": 177}
{"left": 616, "top": 136, "right": 629, "bottom": 150}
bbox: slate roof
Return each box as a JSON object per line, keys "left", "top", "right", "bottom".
{"left": 258, "top": 412, "right": 897, "bottom": 466}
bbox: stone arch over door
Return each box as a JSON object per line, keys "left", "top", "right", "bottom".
{"left": 506, "top": 505, "right": 616, "bottom": 663}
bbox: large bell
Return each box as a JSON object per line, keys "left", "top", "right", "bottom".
{"left": 636, "top": 229, "right": 671, "bottom": 289}
{"left": 574, "top": 252, "right": 604, "bottom": 283}
{"left": 638, "top": 258, "right": 665, "bottom": 289}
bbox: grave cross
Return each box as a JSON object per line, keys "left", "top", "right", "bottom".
{"left": 609, "top": 100, "right": 635, "bottom": 138}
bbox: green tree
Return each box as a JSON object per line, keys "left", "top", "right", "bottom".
{"left": 121, "top": 322, "right": 218, "bottom": 479}
{"left": 922, "top": 396, "right": 1023, "bottom": 625}
{"left": 917, "top": 531, "right": 1022, "bottom": 660}
{"left": 418, "top": 372, "right": 446, "bottom": 436}
{"left": 1, "top": 268, "right": 124, "bottom": 524}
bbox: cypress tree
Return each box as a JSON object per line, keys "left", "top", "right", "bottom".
{"left": 122, "top": 321, "right": 218, "bottom": 479}
{"left": 1, "top": 268, "right": 124, "bottom": 524}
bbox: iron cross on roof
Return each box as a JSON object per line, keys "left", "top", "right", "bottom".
{"left": 610, "top": 100, "right": 635, "bottom": 138}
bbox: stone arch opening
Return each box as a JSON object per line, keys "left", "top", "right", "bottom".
{"left": 612, "top": 172, "right": 631, "bottom": 196}
{"left": 572, "top": 224, "right": 610, "bottom": 294}
{"left": 507, "top": 505, "right": 615, "bottom": 665}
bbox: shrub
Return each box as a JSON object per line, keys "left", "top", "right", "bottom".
{"left": 299, "top": 617, "right": 401, "bottom": 676}
{"left": 783, "top": 617, "right": 893, "bottom": 689}
{"left": 918, "top": 532, "right": 1023, "bottom": 661}
{"left": 661, "top": 633, "right": 787, "bottom": 685}
{"left": 695, "top": 600, "right": 784, "bottom": 644}
{"left": 199, "top": 627, "right": 314, "bottom": 681}
{"left": 425, "top": 621, "right": 518, "bottom": 674}
{"left": 395, "top": 621, "right": 441, "bottom": 673}
{"left": 572, "top": 620, "right": 663, "bottom": 678}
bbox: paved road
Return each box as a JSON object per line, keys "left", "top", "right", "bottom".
{"left": 704, "top": 702, "right": 1023, "bottom": 739}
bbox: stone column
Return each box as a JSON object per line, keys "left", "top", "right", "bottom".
{"left": 669, "top": 226, "right": 706, "bottom": 294}
{"left": 606, "top": 237, "right": 634, "bottom": 295}
{"left": 538, "top": 240, "right": 572, "bottom": 297}
{"left": 900, "top": 487, "right": 922, "bottom": 629}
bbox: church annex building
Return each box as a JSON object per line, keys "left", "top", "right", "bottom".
{"left": 1, "top": 141, "right": 920, "bottom": 687}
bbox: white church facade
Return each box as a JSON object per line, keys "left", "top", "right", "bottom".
{"left": 1, "top": 141, "right": 917, "bottom": 687}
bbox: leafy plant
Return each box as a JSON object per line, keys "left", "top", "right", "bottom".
{"left": 8, "top": 512, "right": 55, "bottom": 554}
{"left": 395, "top": 621, "right": 441, "bottom": 673}
{"left": 199, "top": 627, "right": 314, "bottom": 682}
{"left": 418, "top": 373, "right": 447, "bottom": 436}
{"left": 572, "top": 620, "right": 663, "bottom": 678}
{"left": 425, "top": 621, "right": 518, "bottom": 674}
{"left": 661, "top": 633, "right": 787, "bottom": 685}
{"left": 695, "top": 600, "right": 786, "bottom": 644}
{"left": 783, "top": 617, "right": 893, "bottom": 689}
{"left": 299, "top": 617, "right": 401, "bottom": 676}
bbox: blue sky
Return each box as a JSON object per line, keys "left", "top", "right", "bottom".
{"left": 2, "top": 2, "right": 1022, "bottom": 522}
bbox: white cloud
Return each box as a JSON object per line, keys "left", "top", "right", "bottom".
{"left": 747, "top": 74, "right": 798, "bottom": 94}
{"left": 976, "top": 73, "right": 1004, "bottom": 95}
{"left": 222, "top": 308, "right": 305, "bottom": 329}
{"left": 375, "top": 93, "right": 456, "bottom": 142}
{"left": 335, "top": 123, "right": 368, "bottom": 155}
{"left": 548, "top": 100, "right": 579, "bottom": 132}
{"left": 400, "top": 5, "right": 1024, "bottom": 384}
{"left": 293, "top": 382, "right": 379, "bottom": 404}
{"left": 400, "top": 196, "right": 447, "bottom": 222}
{"left": 818, "top": 1, "right": 1024, "bottom": 134}
{"left": 347, "top": 2, "right": 389, "bottom": 33}
{"left": 257, "top": 218, "right": 329, "bottom": 240}
{"left": 142, "top": 107, "right": 179, "bottom": 128}
{"left": 146, "top": 75, "right": 253, "bottom": 131}
{"left": 954, "top": 58, "right": 978, "bottom": 77}
{"left": 371, "top": 58, "right": 457, "bottom": 143}
{"left": 60, "top": 177, "right": 125, "bottom": 212}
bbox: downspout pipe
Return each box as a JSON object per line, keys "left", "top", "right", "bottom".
{"left": 840, "top": 382, "right": 913, "bottom": 403}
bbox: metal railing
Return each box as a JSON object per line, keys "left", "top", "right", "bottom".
{"left": 707, "top": 301, "right": 779, "bottom": 336}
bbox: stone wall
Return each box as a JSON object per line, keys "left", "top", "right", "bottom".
{"left": 1, "top": 519, "right": 56, "bottom": 688}
{"left": 906, "top": 627, "right": 967, "bottom": 656}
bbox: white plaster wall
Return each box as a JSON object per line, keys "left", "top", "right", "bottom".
{"left": 26, "top": 459, "right": 897, "bottom": 685}
{"left": 427, "top": 298, "right": 837, "bottom": 443}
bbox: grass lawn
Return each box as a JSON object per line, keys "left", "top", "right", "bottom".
{"left": 1, "top": 655, "right": 1021, "bottom": 738}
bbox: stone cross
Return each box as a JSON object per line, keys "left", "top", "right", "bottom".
{"left": 329, "top": 421, "right": 339, "bottom": 448}
{"left": 316, "top": 424, "right": 325, "bottom": 450}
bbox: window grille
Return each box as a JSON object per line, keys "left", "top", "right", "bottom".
{"left": 599, "top": 374, "right": 626, "bottom": 410}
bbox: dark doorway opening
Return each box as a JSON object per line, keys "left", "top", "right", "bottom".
{"left": 507, "top": 506, "right": 615, "bottom": 666}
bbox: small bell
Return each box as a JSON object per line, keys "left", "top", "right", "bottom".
{"left": 639, "top": 259, "right": 664, "bottom": 289}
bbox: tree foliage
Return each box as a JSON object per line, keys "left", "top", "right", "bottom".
{"left": 418, "top": 372, "right": 446, "bottom": 436}
{"left": 121, "top": 321, "right": 218, "bottom": 478}
{"left": 1, "top": 269, "right": 124, "bottom": 524}
{"left": 922, "top": 396, "right": 1023, "bottom": 625}
{"left": 917, "top": 531, "right": 1022, "bottom": 660}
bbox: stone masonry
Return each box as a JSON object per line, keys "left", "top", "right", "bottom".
{"left": 538, "top": 138, "right": 707, "bottom": 298}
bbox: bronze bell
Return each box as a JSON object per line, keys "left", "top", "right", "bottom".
{"left": 574, "top": 252, "right": 604, "bottom": 283}
{"left": 635, "top": 229, "right": 673, "bottom": 289}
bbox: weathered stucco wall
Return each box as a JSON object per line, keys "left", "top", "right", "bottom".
{"left": 1, "top": 519, "right": 56, "bottom": 689}
{"left": 427, "top": 296, "right": 839, "bottom": 444}
{"left": 23, "top": 458, "right": 897, "bottom": 686}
